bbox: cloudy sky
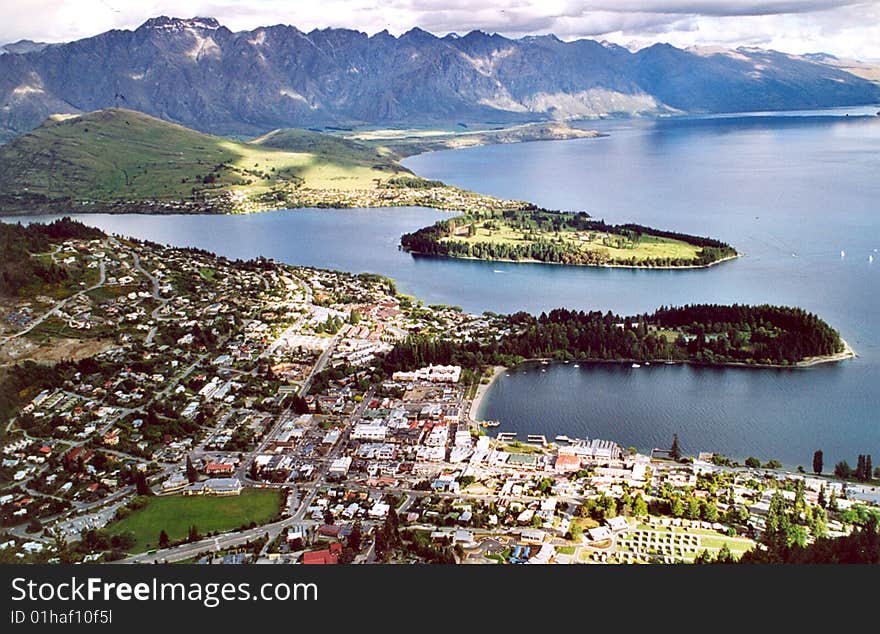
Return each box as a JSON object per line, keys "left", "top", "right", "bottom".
{"left": 3, "top": 0, "right": 880, "bottom": 59}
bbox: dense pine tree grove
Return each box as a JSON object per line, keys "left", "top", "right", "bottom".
{"left": 383, "top": 304, "right": 843, "bottom": 374}
{"left": 741, "top": 510, "right": 880, "bottom": 564}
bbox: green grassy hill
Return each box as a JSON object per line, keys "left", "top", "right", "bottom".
{"left": 0, "top": 109, "right": 412, "bottom": 212}
{"left": 251, "top": 127, "right": 406, "bottom": 171}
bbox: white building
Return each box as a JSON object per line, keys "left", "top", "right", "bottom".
{"left": 351, "top": 423, "right": 388, "bottom": 442}
{"left": 392, "top": 365, "right": 462, "bottom": 384}
{"left": 328, "top": 456, "right": 352, "bottom": 477}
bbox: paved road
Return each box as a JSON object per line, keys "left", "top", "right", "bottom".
{"left": 298, "top": 329, "right": 344, "bottom": 397}
{"left": 132, "top": 252, "right": 169, "bottom": 321}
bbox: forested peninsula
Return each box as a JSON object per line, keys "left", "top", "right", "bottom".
{"left": 383, "top": 304, "right": 847, "bottom": 371}
{"left": 400, "top": 208, "right": 738, "bottom": 268}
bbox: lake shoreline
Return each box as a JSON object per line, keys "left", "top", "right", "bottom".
{"left": 405, "top": 249, "right": 742, "bottom": 270}
{"left": 468, "top": 365, "right": 507, "bottom": 423}
{"left": 501, "top": 343, "right": 857, "bottom": 374}
{"left": 794, "top": 337, "right": 857, "bottom": 367}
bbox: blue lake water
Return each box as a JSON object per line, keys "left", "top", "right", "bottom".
{"left": 404, "top": 107, "right": 880, "bottom": 467}
{"left": 6, "top": 106, "right": 880, "bottom": 466}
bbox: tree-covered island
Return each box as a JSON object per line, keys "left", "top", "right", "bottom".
{"left": 400, "top": 208, "right": 739, "bottom": 268}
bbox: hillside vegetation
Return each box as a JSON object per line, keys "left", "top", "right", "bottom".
{"left": 0, "top": 218, "right": 104, "bottom": 297}
{"left": 0, "top": 109, "right": 411, "bottom": 213}
{"left": 251, "top": 127, "right": 405, "bottom": 170}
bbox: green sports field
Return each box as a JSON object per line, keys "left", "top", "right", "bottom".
{"left": 107, "top": 488, "right": 282, "bottom": 552}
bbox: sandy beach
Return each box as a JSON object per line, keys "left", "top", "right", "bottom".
{"left": 468, "top": 365, "right": 507, "bottom": 422}
{"left": 795, "top": 337, "right": 857, "bottom": 367}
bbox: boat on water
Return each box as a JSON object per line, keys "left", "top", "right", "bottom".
{"left": 870, "top": 255, "right": 875, "bottom": 263}
{"left": 631, "top": 363, "right": 641, "bottom": 368}
{"left": 480, "top": 420, "right": 501, "bottom": 428}
{"left": 841, "top": 250, "right": 846, "bottom": 258}
{"left": 555, "top": 435, "right": 572, "bottom": 443}
{"left": 573, "top": 364, "right": 580, "bottom": 368}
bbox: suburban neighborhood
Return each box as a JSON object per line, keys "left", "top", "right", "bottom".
{"left": 1, "top": 230, "right": 878, "bottom": 565}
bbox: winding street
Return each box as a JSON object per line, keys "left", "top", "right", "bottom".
{"left": 131, "top": 252, "right": 171, "bottom": 345}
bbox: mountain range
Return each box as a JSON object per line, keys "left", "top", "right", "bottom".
{"left": 2, "top": 15, "right": 879, "bottom": 142}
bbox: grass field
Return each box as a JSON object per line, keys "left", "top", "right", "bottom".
{"left": 500, "top": 441, "right": 545, "bottom": 454}
{"left": 446, "top": 223, "right": 702, "bottom": 264}
{"left": 107, "top": 489, "right": 282, "bottom": 552}
{"left": 570, "top": 517, "right": 600, "bottom": 533}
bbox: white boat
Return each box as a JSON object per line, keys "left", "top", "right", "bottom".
{"left": 573, "top": 364, "right": 580, "bottom": 368}
{"left": 493, "top": 270, "right": 504, "bottom": 273}
{"left": 631, "top": 363, "right": 641, "bottom": 368}
{"left": 841, "top": 250, "right": 846, "bottom": 258}
{"left": 870, "top": 255, "right": 875, "bottom": 263}
{"left": 555, "top": 435, "right": 572, "bottom": 443}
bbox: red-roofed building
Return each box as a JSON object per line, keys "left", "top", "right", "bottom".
{"left": 302, "top": 542, "right": 342, "bottom": 565}
{"left": 65, "top": 447, "right": 83, "bottom": 463}
{"left": 205, "top": 462, "right": 235, "bottom": 475}
{"left": 67, "top": 448, "right": 98, "bottom": 467}
{"left": 555, "top": 454, "right": 581, "bottom": 474}
{"left": 317, "top": 524, "right": 341, "bottom": 538}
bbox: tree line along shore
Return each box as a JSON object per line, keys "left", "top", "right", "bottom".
{"left": 380, "top": 304, "right": 847, "bottom": 376}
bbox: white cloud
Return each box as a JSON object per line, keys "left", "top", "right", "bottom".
{"left": 1, "top": 0, "right": 878, "bottom": 59}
